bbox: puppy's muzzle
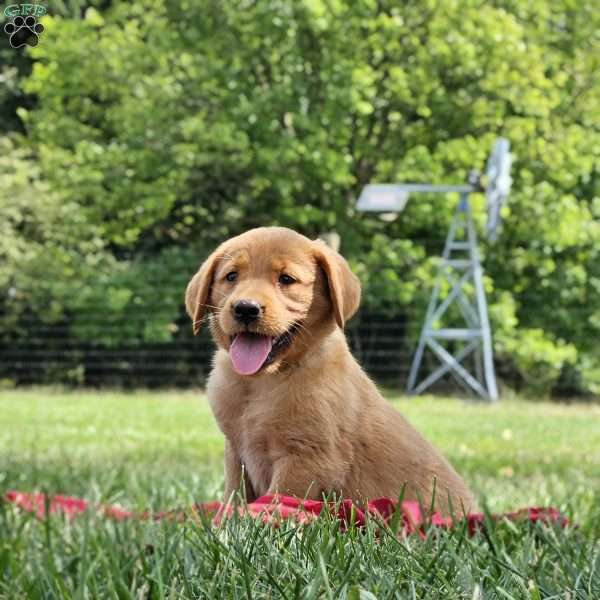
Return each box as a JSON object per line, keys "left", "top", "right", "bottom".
{"left": 233, "top": 299, "right": 263, "bottom": 324}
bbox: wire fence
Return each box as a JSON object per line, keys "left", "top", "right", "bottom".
{"left": 0, "top": 254, "right": 595, "bottom": 396}
{"left": 0, "top": 300, "right": 579, "bottom": 396}
{"left": 0, "top": 311, "right": 415, "bottom": 388}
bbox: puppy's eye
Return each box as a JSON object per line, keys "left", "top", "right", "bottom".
{"left": 279, "top": 274, "right": 296, "bottom": 285}
{"left": 225, "top": 271, "right": 238, "bottom": 282}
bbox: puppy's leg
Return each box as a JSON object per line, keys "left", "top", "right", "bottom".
{"left": 224, "top": 440, "right": 256, "bottom": 503}
{"left": 268, "top": 458, "right": 323, "bottom": 500}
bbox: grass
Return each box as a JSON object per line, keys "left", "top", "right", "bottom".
{"left": 1, "top": 388, "right": 599, "bottom": 598}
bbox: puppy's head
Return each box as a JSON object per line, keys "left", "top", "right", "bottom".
{"left": 185, "top": 227, "right": 360, "bottom": 375}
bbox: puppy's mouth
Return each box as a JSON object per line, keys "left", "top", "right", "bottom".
{"left": 229, "top": 324, "right": 300, "bottom": 376}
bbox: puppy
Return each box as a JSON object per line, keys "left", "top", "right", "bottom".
{"left": 186, "top": 227, "right": 475, "bottom": 514}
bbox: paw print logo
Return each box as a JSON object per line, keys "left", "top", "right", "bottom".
{"left": 4, "top": 15, "right": 44, "bottom": 48}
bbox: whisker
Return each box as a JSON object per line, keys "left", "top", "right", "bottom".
{"left": 292, "top": 321, "right": 312, "bottom": 338}
{"left": 193, "top": 311, "right": 219, "bottom": 327}
{"left": 200, "top": 303, "right": 222, "bottom": 311}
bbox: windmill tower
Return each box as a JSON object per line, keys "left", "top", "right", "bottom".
{"left": 357, "top": 139, "right": 513, "bottom": 401}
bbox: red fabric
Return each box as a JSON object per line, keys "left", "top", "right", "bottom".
{"left": 3, "top": 490, "right": 568, "bottom": 536}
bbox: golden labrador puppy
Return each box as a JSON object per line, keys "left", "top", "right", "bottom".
{"left": 186, "top": 227, "right": 475, "bottom": 514}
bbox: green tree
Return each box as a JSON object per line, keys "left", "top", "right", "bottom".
{"left": 2, "top": 0, "right": 599, "bottom": 395}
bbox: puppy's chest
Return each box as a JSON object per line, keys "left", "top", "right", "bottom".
{"left": 236, "top": 403, "right": 280, "bottom": 495}
{"left": 213, "top": 391, "right": 280, "bottom": 494}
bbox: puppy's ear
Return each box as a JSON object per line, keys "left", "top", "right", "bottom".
{"left": 313, "top": 240, "right": 361, "bottom": 328}
{"left": 185, "top": 249, "right": 222, "bottom": 335}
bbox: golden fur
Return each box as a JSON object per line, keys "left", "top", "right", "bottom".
{"left": 186, "top": 227, "right": 475, "bottom": 514}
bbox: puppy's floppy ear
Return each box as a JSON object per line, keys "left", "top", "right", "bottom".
{"left": 185, "top": 248, "right": 222, "bottom": 335}
{"left": 313, "top": 240, "right": 361, "bottom": 328}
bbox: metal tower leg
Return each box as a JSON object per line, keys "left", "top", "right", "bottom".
{"left": 467, "top": 208, "right": 498, "bottom": 401}
{"left": 406, "top": 207, "right": 459, "bottom": 395}
{"left": 406, "top": 193, "right": 499, "bottom": 401}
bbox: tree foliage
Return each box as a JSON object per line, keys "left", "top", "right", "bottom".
{"left": 1, "top": 0, "right": 599, "bottom": 395}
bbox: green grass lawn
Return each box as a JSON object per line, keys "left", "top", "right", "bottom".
{"left": 1, "top": 388, "right": 599, "bottom": 598}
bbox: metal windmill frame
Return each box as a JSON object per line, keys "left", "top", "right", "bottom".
{"left": 357, "top": 139, "right": 512, "bottom": 402}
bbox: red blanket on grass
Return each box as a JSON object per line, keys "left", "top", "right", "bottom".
{"left": 4, "top": 490, "right": 568, "bottom": 537}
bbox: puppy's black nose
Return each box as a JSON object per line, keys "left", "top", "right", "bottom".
{"left": 233, "top": 299, "right": 262, "bottom": 324}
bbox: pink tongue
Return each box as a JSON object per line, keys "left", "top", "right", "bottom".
{"left": 230, "top": 333, "right": 273, "bottom": 375}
